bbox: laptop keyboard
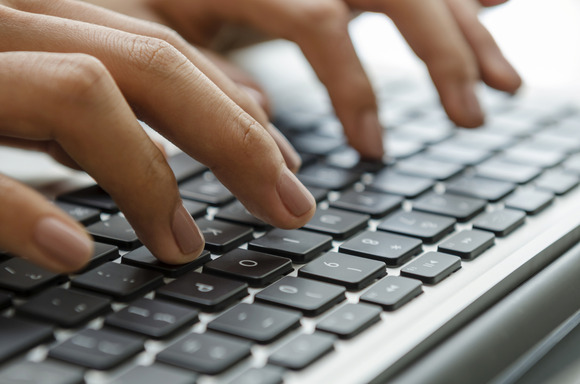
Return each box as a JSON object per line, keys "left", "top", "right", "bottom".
{"left": 1, "top": 79, "right": 580, "bottom": 384}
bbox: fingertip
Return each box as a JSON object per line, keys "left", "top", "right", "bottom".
{"left": 277, "top": 167, "right": 316, "bottom": 222}
{"left": 170, "top": 202, "right": 205, "bottom": 263}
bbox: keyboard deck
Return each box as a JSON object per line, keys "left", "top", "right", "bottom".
{"left": 1, "top": 79, "right": 580, "bottom": 384}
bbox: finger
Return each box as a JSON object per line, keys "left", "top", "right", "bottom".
{"left": 479, "top": 0, "right": 509, "bottom": 7}
{"left": 10, "top": 0, "right": 300, "bottom": 171}
{"left": 353, "top": 0, "right": 485, "bottom": 127}
{"left": 0, "top": 7, "right": 315, "bottom": 229}
{"left": 0, "top": 49, "right": 204, "bottom": 265}
{"left": 0, "top": 173, "right": 93, "bottom": 273}
{"left": 445, "top": 0, "right": 522, "bottom": 93}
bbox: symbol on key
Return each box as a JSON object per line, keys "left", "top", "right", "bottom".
{"left": 239, "top": 260, "right": 258, "bottom": 267}
{"left": 283, "top": 237, "right": 301, "bottom": 244}
{"left": 203, "top": 228, "right": 223, "bottom": 236}
{"left": 320, "top": 215, "right": 342, "bottom": 225}
{"left": 196, "top": 283, "right": 214, "bottom": 292}
{"left": 386, "top": 285, "right": 399, "bottom": 293}
{"left": 324, "top": 262, "right": 340, "bottom": 268}
{"left": 279, "top": 285, "right": 299, "bottom": 294}
{"left": 128, "top": 306, "right": 150, "bottom": 317}
{"left": 461, "top": 237, "right": 473, "bottom": 244}
{"left": 362, "top": 238, "right": 379, "bottom": 246}
{"left": 421, "top": 221, "right": 439, "bottom": 229}
{"left": 390, "top": 244, "right": 402, "bottom": 250}
{"left": 154, "top": 313, "right": 177, "bottom": 324}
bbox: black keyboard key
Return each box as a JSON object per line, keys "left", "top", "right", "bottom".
{"left": 214, "top": 201, "right": 268, "bottom": 228}
{"left": 0, "top": 360, "right": 85, "bottom": 384}
{"left": 228, "top": 366, "right": 285, "bottom": 384}
{"left": 368, "top": 170, "right": 434, "bottom": 198}
{"left": 446, "top": 130, "right": 516, "bottom": 151}
{"left": 110, "top": 364, "right": 197, "bottom": 384}
{"left": 180, "top": 174, "right": 235, "bottom": 206}
{"left": 105, "top": 298, "right": 199, "bottom": 339}
{"left": 122, "top": 246, "right": 211, "bottom": 278}
{"left": 504, "top": 188, "right": 554, "bottom": 215}
{"left": 298, "top": 164, "right": 360, "bottom": 190}
{"left": 412, "top": 192, "right": 486, "bottom": 222}
{"left": 248, "top": 229, "right": 333, "bottom": 263}
{"left": 0, "top": 258, "right": 66, "bottom": 296}
{"left": 197, "top": 218, "right": 254, "bottom": 254}
{"left": 255, "top": 276, "right": 345, "bottom": 316}
{"left": 87, "top": 215, "right": 141, "bottom": 250}
{"left": 298, "top": 252, "right": 386, "bottom": 291}
{"left": 268, "top": 332, "right": 336, "bottom": 370}
{"left": 168, "top": 152, "right": 207, "bottom": 182}
{"left": 203, "top": 248, "right": 293, "bottom": 287}
{"left": 445, "top": 176, "right": 516, "bottom": 202}
{"left": 71, "top": 262, "right": 164, "bottom": 302}
{"left": 306, "top": 185, "right": 330, "bottom": 203}
{"left": 0, "top": 291, "right": 12, "bottom": 310}
{"left": 377, "top": 211, "right": 456, "bottom": 244}
{"left": 291, "top": 132, "right": 345, "bottom": 155}
{"left": 425, "top": 143, "right": 491, "bottom": 166}
{"left": 438, "top": 229, "right": 495, "bottom": 260}
{"left": 55, "top": 201, "right": 101, "bottom": 226}
{"left": 58, "top": 184, "right": 118, "bottom": 213}
{"left": 82, "top": 242, "right": 120, "bottom": 272}
{"left": 339, "top": 231, "right": 422, "bottom": 267}
{"left": 157, "top": 332, "right": 252, "bottom": 375}
{"left": 208, "top": 302, "right": 301, "bottom": 344}
{"left": 475, "top": 158, "right": 542, "bottom": 184}
{"left": 395, "top": 155, "right": 464, "bottom": 181}
{"left": 49, "top": 328, "right": 145, "bottom": 370}
{"left": 535, "top": 170, "right": 579, "bottom": 195}
{"left": 501, "top": 146, "right": 565, "bottom": 168}
{"left": 0, "top": 317, "right": 53, "bottom": 363}
{"left": 401, "top": 252, "right": 461, "bottom": 285}
{"left": 330, "top": 190, "right": 403, "bottom": 218}
{"left": 316, "top": 303, "right": 382, "bottom": 339}
{"left": 360, "top": 275, "right": 423, "bottom": 311}
{"left": 157, "top": 271, "right": 248, "bottom": 312}
{"left": 182, "top": 199, "right": 208, "bottom": 219}
{"left": 303, "top": 208, "right": 369, "bottom": 239}
{"left": 17, "top": 287, "right": 111, "bottom": 328}
{"left": 472, "top": 208, "right": 526, "bottom": 237}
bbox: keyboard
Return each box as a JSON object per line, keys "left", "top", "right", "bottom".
{"left": 1, "top": 74, "right": 580, "bottom": 384}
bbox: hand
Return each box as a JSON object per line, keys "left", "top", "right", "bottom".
{"left": 0, "top": 0, "right": 315, "bottom": 273}
{"left": 86, "top": 0, "right": 522, "bottom": 160}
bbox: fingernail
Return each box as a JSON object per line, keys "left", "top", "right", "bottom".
{"left": 269, "top": 124, "right": 302, "bottom": 171}
{"left": 34, "top": 217, "right": 92, "bottom": 269}
{"left": 462, "top": 83, "right": 485, "bottom": 125}
{"left": 277, "top": 168, "right": 315, "bottom": 217}
{"left": 360, "top": 111, "right": 385, "bottom": 160}
{"left": 172, "top": 202, "right": 203, "bottom": 256}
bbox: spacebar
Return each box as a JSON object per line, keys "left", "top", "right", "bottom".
{"left": 388, "top": 239, "right": 580, "bottom": 384}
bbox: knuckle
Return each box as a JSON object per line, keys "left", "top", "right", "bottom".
{"left": 126, "top": 35, "right": 189, "bottom": 76}
{"left": 431, "top": 50, "right": 478, "bottom": 82}
{"left": 300, "top": 0, "right": 350, "bottom": 28}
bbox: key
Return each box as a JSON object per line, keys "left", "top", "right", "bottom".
{"left": 58, "top": 184, "right": 118, "bottom": 213}
{"left": 504, "top": 188, "right": 555, "bottom": 215}
{"left": 0, "top": 291, "right": 12, "bottom": 310}
{"left": 325, "top": 147, "right": 386, "bottom": 174}
{"left": 122, "top": 246, "right": 211, "bottom": 278}
{"left": 329, "top": 190, "right": 403, "bottom": 218}
{"left": 82, "top": 242, "right": 120, "bottom": 272}
{"left": 446, "top": 130, "right": 516, "bottom": 151}
{"left": 110, "top": 364, "right": 197, "bottom": 384}
{"left": 475, "top": 158, "right": 542, "bottom": 184}
{"left": 156, "top": 271, "right": 248, "bottom": 312}
{"left": 368, "top": 170, "right": 435, "bottom": 198}
{"left": 0, "top": 317, "right": 53, "bottom": 363}
{"left": 472, "top": 209, "right": 526, "bottom": 237}
{"left": 306, "top": 185, "right": 330, "bottom": 203}
{"left": 168, "top": 152, "right": 207, "bottom": 183}
{"left": 377, "top": 211, "right": 456, "bottom": 244}
{"left": 445, "top": 176, "right": 516, "bottom": 202}
{"left": 316, "top": 303, "right": 382, "bottom": 339}
{"left": 501, "top": 146, "right": 565, "bottom": 168}
{"left": 180, "top": 174, "right": 235, "bottom": 206}
{"left": 412, "top": 192, "right": 486, "bottom": 222}
{"left": 268, "top": 333, "right": 336, "bottom": 370}
{"left": 16, "top": 287, "right": 111, "bottom": 328}
{"left": 49, "top": 328, "right": 145, "bottom": 370}
{"left": 255, "top": 276, "right": 345, "bottom": 316}
{"left": 401, "top": 252, "right": 461, "bottom": 285}
{"left": 360, "top": 275, "right": 423, "bottom": 311}
{"left": 395, "top": 155, "right": 464, "bottom": 181}
{"left": 438, "top": 229, "right": 495, "bottom": 260}
{"left": 71, "top": 262, "right": 164, "bottom": 302}
{"left": 298, "top": 164, "right": 360, "bottom": 190}
{"left": 385, "top": 136, "right": 425, "bottom": 159}
{"left": 298, "top": 252, "right": 386, "bottom": 291}
{"left": 425, "top": 143, "right": 491, "bottom": 166}
{"left": 182, "top": 199, "right": 208, "bottom": 219}
{"left": 214, "top": 200, "right": 268, "bottom": 228}
{"left": 208, "top": 302, "right": 301, "bottom": 344}
{"left": 105, "top": 298, "right": 199, "bottom": 339}
{"left": 248, "top": 229, "right": 333, "bottom": 263}
{"left": 196, "top": 218, "right": 254, "bottom": 254}
{"left": 228, "top": 366, "right": 285, "bottom": 384}
{"left": 339, "top": 231, "right": 422, "bottom": 267}
{"left": 0, "top": 258, "right": 66, "bottom": 296}
{"left": 55, "top": 201, "right": 101, "bottom": 226}
{"left": 157, "top": 332, "right": 252, "bottom": 375}
{"left": 203, "top": 248, "right": 293, "bottom": 287}
{"left": 291, "top": 132, "right": 345, "bottom": 156}
{"left": 0, "top": 360, "right": 84, "bottom": 384}
{"left": 87, "top": 215, "right": 141, "bottom": 250}
{"left": 303, "top": 208, "right": 369, "bottom": 239}
{"left": 535, "top": 170, "right": 579, "bottom": 195}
